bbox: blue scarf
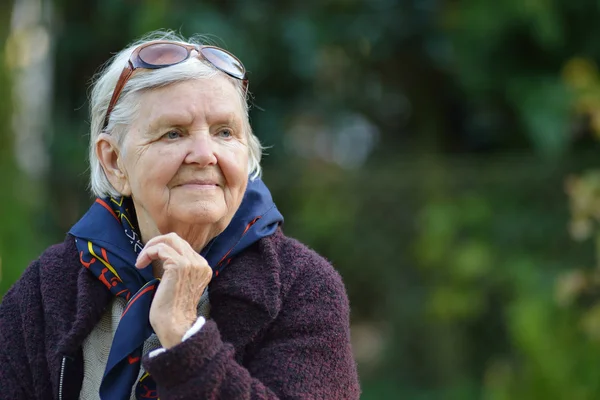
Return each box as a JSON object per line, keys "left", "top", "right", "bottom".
{"left": 69, "top": 178, "right": 283, "bottom": 400}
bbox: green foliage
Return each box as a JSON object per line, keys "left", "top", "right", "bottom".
{"left": 0, "top": 2, "right": 45, "bottom": 297}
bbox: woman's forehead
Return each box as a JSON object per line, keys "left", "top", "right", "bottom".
{"left": 137, "top": 77, "right": 244, "bottom": 126}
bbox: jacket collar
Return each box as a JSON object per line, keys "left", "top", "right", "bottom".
{"left": 208, "top": 229, "right": 283, "bottom": 359}
{"left": 54, "top": 237, "right": 113, "bottom": 357}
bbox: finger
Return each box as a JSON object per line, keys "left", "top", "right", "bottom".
{"left": 180, "top": 243, "right": 209, "bottom": 267}
{"left": 136, "top": 242, "right": 179, "bottom": 269}
{"left": 143, "top": 232, "right": 187, "bottom": 255}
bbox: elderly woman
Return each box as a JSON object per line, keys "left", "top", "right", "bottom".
{"left": 0, "top": 32, "right": 359, "bottom": 399}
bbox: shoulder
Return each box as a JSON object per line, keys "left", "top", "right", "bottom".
{"left": 212, "top": 227, "right": 349, "bottom": 311}
{"left": 25, "top": 236, "right": 81, "bottom": 292}
{"left": 38, "top": 235, "right": 80, "bottom": 272}
{"left": 10, "top": 235, "right": 79, "bottom": 282}
{"left": 0, "top": 240, "right": 66, "bottom": 344}
{"left": 268, "top": 229, "right": 332, "bottom": 271}
{"left": 0, "top": 236, "right": 80, "bottom": 317}
{"left": 259, "top": 228, "right": 349, "bottom": 306}
{"left": 1, "top": 239, "right": 68, "bottom": 299}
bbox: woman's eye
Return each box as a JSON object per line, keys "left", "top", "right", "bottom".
{"left": 164, "top": 130, "right": 182, "bottom": 139}
{"left": 218, "top": 129, "right": 233, "bottom": 138}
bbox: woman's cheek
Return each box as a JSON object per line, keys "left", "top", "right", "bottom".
{"left": 218, "top": 144, "right": 247, "bottom": 171}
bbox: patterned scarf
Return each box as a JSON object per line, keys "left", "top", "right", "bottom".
{"left": 69, "top": 178, "right": 283, "bottom": 400}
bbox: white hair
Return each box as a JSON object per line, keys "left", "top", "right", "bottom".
{"left": 88, "top": 30, "right": 262, "bottom": 198}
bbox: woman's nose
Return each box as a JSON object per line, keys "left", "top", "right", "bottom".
{"left": 184, "top": 132, "right": 218, "bottom": 166}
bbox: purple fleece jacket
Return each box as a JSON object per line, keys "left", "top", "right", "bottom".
{"left": 0, "top": 229, "right": 360, "bottom": 399}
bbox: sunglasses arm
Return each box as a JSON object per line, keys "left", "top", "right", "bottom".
{"left": 102, "top": 63, "right": 135, "bottom": 130}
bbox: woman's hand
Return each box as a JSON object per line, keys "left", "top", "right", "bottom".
{"left": 135, "top": 232, "right": 212, "bottom": 348}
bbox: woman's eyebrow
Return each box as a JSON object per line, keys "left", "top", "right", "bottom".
{"left": 206, "top": 110, "right": 239, "bottom": 126}
{"left": 147, "top": 111, "right": 194, "bottom": 131}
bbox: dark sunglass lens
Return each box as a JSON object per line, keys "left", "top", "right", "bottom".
{"left": 201, "top": 47, "right": 245, "bottom": 79}
{"left": 139, "top": 43, "right": 189, "bottom": 66}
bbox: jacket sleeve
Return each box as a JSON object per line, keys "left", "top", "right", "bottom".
{"left": 0, "top": 262, "right": 39, "bottom": 400}
{"left": 0, "top": 331, "right": 30, "bottom": 399}
{"left": 142, "top": 262, "right": 360, "bottom": 400}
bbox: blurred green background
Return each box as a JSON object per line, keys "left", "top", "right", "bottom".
{"left": 5, "top": 0, "right": 600, "bottom": 398}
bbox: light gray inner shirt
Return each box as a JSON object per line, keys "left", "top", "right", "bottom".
{"left": 79, "top": 288, "right": 211, "bottom": 400}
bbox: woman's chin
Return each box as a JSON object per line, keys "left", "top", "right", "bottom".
{"left": 168, "top": 206, "right": 227, "bottom": 227}
{"left": 178, "top": 211, "right": 223, "bottom": 226}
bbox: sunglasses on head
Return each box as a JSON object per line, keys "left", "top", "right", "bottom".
{"left": 102, "top": 40, "right": 248, "bottom": 130}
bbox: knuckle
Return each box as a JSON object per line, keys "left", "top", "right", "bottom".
{"left": 156, "top": 242, "right": 167, "bottom": 251}
{"left": 193, "top": 260, "right": 208, "bottom": 272}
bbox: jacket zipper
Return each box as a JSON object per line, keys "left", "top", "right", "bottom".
{"left": 59, "top": 356, "right": 67, "bottom": 400}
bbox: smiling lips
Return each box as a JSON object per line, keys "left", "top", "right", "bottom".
{"left": 177, "top": 179, "right": 220, "bottom": 188}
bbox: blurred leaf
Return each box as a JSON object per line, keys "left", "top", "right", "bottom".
{"left": 428, "top": 286, "right": 485, "bottom": 320}
{"left": 507, "top": 77, "right": 571, "bottom": 157}
{"left": 451, "top": 240, "right": 493, "bottom": 281}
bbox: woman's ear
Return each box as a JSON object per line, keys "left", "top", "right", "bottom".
{"left": 96, "top": 133, "right": 131, "bottom": 196}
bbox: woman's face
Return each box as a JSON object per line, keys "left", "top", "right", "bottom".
{"left": 102, "top": 76, "right": 249, "bottom": 250}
